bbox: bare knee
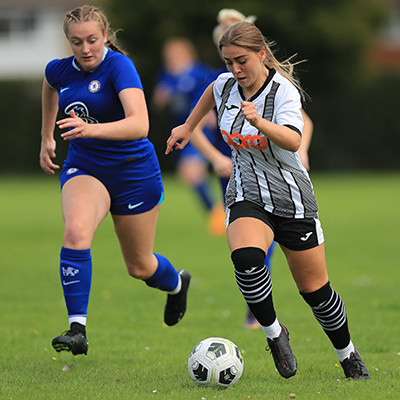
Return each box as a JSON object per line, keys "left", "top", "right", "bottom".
{"left": 177, "top": 159, "right": 207, "bottom": 186}
{"left": 126, "top": 256, "right": 157, "bottom": 280}
{"left": 63, "top": 220, "right": 93, "bottom": 249}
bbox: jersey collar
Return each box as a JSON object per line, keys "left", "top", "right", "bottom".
{"left": 238, "top": 68, "right": 276, "bottom": 102}
{"left": 72, "top": 47, "right": 109, "bottom": 72}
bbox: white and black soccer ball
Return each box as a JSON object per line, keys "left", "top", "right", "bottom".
{"left": 188, "top": 337, "right": 244, "bottom": 388}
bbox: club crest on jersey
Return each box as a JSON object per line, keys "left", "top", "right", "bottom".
{"left": 88, "top": 80, "right": 101, "bottom": 93}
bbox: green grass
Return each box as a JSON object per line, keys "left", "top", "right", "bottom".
{"left": 1, "top": 172, "right": 399, "bottom": 399}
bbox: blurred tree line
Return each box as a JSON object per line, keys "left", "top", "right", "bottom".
{"left": 1, "top": 0, "right": 399, "bottom": 174}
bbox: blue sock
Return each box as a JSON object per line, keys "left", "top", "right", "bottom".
{"left": 264, "top": 241, "right": 276, "bottom": 273}
{"left": 219, "top": 177, "right": 229, "bottom": 194}
{"left": 145, "top": 253, "right": 179, "bottom": 292}
{"left": 60, "top": 247, "right": 92, "bottom": 319}
{"left": 194, "top": 180, "right": 214, "bottom": 211}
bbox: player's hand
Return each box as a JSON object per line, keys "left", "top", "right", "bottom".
{"left": 57, "top": 110, "right": 94, "bottom": 140}
{"left": 39, "top": 139, "right": 60, "bottom": 175}
{"left": 241, "top": 100, "right": 260, "bottom": 126}
{"left": 212, "top": 154, "right": 233, "bottom": 178}
{"left": 165, "top": 124, "right": 191, "bottom": 155}
{"left": 298, "top": 149, "right": 310, "bottom": 171}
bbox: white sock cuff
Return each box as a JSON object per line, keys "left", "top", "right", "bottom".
{"left": 169, "top": 274, "right": 182, "bottom": 294}
{"left": 335, "top": 340, "right": 355, "bottom": 362}
{"left": 69, "top": 316, "right": 87, "bottom": 326}
{"left": 262, "top": 318, "right": 282, "bottom": 339}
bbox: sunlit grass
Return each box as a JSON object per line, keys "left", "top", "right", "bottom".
{"left": 0, "top": 172, "right": 399, "bottom": 399}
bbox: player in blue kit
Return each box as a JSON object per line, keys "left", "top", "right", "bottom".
{"left": 39, "top": 5, "right": 191, "bottom": 356}
{"left": 153, "top": 38, "right": 226, "bottom": 236}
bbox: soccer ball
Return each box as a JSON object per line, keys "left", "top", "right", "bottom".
{"left": 188, "top": 337, "right": 244, "bottom": 388}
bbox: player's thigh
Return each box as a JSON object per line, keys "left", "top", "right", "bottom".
{"left": 227, "top": 217, "right": 274, "bottom": 253}
{"left": 177, "top": 154, "right": 208, "bottom": 184}
{"left": 61, "top": 175, "right": 111, "bottom": 246}
{"left": 112, "top": 204, "right": 162, "bottom": 276}
{"left": 280, "top": 243, "right": 329, "bottom": 293}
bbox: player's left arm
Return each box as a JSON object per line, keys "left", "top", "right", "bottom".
{"left": 241, "top": 100, "right": 301, "bottom": 152}
{"left": 58, "top": 87, "right": 149, "bottom": 141}
{"left": 241, "top": 85, "right": 303, "bottom": 152}
{"left": 298, "top": 109, "right": 313, "bottom": 170}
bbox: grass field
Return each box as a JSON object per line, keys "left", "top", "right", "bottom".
{"left": 1, "top": 172, "right": 399, "bottom": 399}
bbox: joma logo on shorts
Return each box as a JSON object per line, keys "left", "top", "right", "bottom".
{"left": 221, "top": 130, "right": 268, "bottom": 151}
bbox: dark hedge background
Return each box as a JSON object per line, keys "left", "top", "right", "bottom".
{"left": 2, "top": 0, "right": 399, "bottom": 173}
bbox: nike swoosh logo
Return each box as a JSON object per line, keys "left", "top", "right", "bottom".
{"left": 225, "top": 104, "right": 239, "bottom": 110}
{"left": 63, "top": 280, "right": 80, "bottom": 286}
{"left": 128, "top": 201, "right": 144, "bottom": 209}
{"left": 300, "top": 232, "right": 313, "bottom": 241}
{"left": 60, "top": 87, "right": 70, "bottom": 93}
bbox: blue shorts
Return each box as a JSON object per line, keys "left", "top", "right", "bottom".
{"left": 175, "top": 125, "right": 219, "bottom": 164}
{"left": 175, "top": 141, "right": 207, "bottom": 163}
{"left": 60, "top": 162, "right": 164, "bottom": 216}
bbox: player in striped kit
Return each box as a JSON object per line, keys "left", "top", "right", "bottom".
{"left": 40, "top": 5, "right": 190, "bottom": 356}
{"left": 166, "top": 21, "right": 369, "bottom": 380}
{"left": 191, "top": 8, "right": 315, "bottom": 329}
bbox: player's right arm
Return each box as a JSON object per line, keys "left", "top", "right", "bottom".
{"left": 191, "top": 121, "right": 232, "bottom": 178}
{"left": 40, "top": 78, "right": 60, "bottom": 175}
{"left": 165, "top": 82, "right": 216, "bottom": 154}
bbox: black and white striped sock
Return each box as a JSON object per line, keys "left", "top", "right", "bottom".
{"left": 235, "top": 265, "right": 272, "bottom": 303}
{"left": 232, "top": 247, "right": 276, "bottom": 327}
{"left": 301, "top": 282, "right": 350, "bottom": 349}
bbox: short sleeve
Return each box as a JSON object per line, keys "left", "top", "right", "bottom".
{"left": 45, "top": 59, "right": 61, "bottom": 89}
{"left": 274, "top": 83, "right": 304, "bottom": 135}
{"left": 109, "top": 53, "right": 143, "bottom": 93}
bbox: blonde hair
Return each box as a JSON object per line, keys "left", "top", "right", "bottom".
{"left": 63, "top": 5, "right": 125, "bottom": 55}
{"left": 219, "top": 22, "right": 306, "bottom": 100}
{"left": 213, "top": 8, "right": 256, "bottom": 48}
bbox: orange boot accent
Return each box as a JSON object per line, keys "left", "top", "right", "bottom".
{"left": 208, "top": 203, "right": 226, "bottom": 237}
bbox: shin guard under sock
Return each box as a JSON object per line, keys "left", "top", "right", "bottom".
{"left": 231, "top": 247, "right": 276, "bottom": 327}
{"left": 145, "top": 253, "right": 179, "bottom": 292}
{"left": 301, "top": 282, "right": 350, "bottom": 349}
{"left": 60, "top": 247, "right": 92, "bottom": 319}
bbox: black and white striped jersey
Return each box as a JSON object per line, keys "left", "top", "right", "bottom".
{"left": 213, "top": 69, "right": 319, "bottom": 219}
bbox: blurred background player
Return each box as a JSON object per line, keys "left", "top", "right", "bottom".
{"left": 190, "top": 8, "right": 314, "bottom": 329}
{"left": 152, "top": 37, "right": 225, "bottom": 236}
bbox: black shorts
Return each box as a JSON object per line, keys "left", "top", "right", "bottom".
{"left": 227, "top": 201, "right": 324, "bottom": 251}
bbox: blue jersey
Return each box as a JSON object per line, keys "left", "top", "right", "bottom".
{"left": 46, "top": 49, "right": 156, "bottom": 177}
{"left": 155, "top": 62, "right": 212, "bottom": 125}
{"left": 192, "top": 67, "right": 226, "bottom": 105}
{"left": 193, "top": 67, "right": 232, "bottom": 190}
